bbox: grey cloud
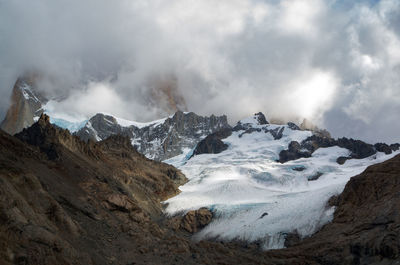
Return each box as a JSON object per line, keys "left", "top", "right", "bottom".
{"left": 0, "top": 0, "right": 399, "bottom": 143}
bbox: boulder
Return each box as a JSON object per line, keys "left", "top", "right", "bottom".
{"left": 180, "top": 208, "right": 213, "bottom": 233}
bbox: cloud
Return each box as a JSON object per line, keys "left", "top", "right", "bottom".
{"left": 44, "top": 82, "right": 131, "bottom": 122}
{"left": 0, "top": 0, "right": 399, "bottom": 143}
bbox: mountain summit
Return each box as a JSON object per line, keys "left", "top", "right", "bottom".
{"left": 0, "top": 75, "right": 46, "bottom": 134}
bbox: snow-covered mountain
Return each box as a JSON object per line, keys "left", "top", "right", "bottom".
{"left": 163, "top": 113, "right": 399, "bottom": 249}
{"left": 73, "top": 111, "right": 230, "bottom": 161}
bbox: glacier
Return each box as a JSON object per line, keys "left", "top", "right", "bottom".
{"left": 164, "top": 115, "right": 399, "bottom": 249}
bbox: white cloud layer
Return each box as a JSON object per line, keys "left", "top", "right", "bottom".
{"left": 0, "top": 0, "right": 399, "bottom": 143}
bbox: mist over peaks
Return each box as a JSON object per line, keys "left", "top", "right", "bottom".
{"left": 0, "top": 0, "right": 399, "bottom": 142}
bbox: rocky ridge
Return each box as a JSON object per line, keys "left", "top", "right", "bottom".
{"left": 278, "top": 134, "right": 399, "bottom": 164}
{"left": 75, "top": 111, "right": 231, "bottom": 161}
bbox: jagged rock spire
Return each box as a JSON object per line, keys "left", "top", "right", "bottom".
{"left": 0, "top": 76, "right": 47, "bottom": 135}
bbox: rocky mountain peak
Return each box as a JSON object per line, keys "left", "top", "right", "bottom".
{"left": 15, "top": 113, "right": 97, "bottom": 160}
{"left": 38, "top": 113, "right": 50, "bottom": 124}
{"left": 75, "top": 111, "right": 231, "bottom": 161}
{"left": 0, "top": 76, "right": 47, "bottom": 135}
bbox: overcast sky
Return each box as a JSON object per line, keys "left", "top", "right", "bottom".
{"left": 0, "top": 0, "right": 399, "bottom": 143}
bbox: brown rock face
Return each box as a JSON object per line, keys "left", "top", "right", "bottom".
{"left": 0, "top": 76, "right": 46, "bottom": 135}
{"left": 0, "top": 116, "right": 188, "bottom": 264}
{"left": 167, "top": 208, "right": 213, "bottom": 234}
{"left": 180, "top": 208, "right": 213, "bottom": 233}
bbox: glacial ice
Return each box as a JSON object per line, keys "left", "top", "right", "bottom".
{"left": 164, "top": 119, "right": 399, "bottom": 249}
{"left": 49, "top": 117, "right": 88, "bottom": 133}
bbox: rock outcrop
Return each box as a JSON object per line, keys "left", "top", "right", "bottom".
{"left": 279, "top": 133, "right": 395, "bottom": 164}
{"left": 180, "top": 208, "right": 213, "bottom": 233}
{"left": 191, "top": 128, "right": 232, "bottom": 157}
{"left": 254, "top": 112, "right": 268, "bottom": 125}
{"left": 169, "top": 208, "right": 213, "bottom": 234}
{"left": 374, "top": 143, "right": 393, "bottom": 155}
{"left": 278, "top": 140, "right": 312, "bottom": 163}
